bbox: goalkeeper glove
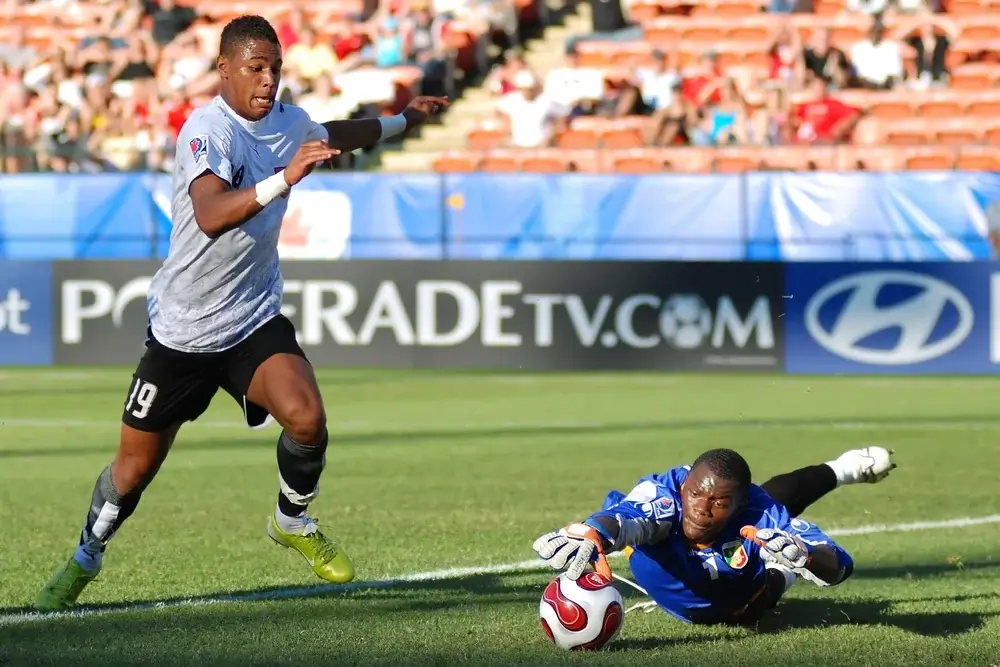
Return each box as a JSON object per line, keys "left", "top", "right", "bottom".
{"left": 742, "top": 526, "right": 811, "bottom": 570}
{"left": 533, "top": 522, "right": 613, "bottom": 581}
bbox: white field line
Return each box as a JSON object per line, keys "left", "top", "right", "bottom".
{"left": 4, "top": 417, "right": 1000, "bottom": 435}
{"left": 1, "top": 514, "right": 998, "bottom": 627}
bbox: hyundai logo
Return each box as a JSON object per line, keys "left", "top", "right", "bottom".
{"left": 805, "top": 271, "right": 974, "bottom": 365}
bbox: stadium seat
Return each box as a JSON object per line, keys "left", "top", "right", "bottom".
{"left": 902, "top": 147, "right": 957, "bottom": 170}
{"left": 955, "top": 146, "right": 1000, "bottom": 170}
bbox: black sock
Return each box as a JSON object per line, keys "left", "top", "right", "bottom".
{"left": 276, "top": 430, "right": 327, "bottom": 517}
{"left": 79, "top": 465, "right": 143, "bottom": 551}
{"left": 760, "top": 464, "right": 838, "bottom": 517}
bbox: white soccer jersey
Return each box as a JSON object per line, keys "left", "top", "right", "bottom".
{"left": 148, "top": 95, "right": 328, "bottom": 352}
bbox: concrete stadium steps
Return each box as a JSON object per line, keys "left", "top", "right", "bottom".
{"left": 380, "top": 3, "right": 592, "bottom": 173}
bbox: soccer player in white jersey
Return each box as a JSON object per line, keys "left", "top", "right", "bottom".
{"left": 35, "top": 15, "right": 449, "bottom": 610}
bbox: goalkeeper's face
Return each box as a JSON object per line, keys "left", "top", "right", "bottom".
{"left": 680, "top": 464, "right": 744, "bottom": 544}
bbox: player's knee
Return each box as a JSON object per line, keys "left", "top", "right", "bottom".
{"left": 283, "top": 403, "right": 327, "bottom": 446}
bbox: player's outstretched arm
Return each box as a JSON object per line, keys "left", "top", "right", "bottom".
{"left": 189, "top": 140, "right": 338, "bottom": 238}
{"left": 321, "top": 96, "right": 449, "bottom": 153}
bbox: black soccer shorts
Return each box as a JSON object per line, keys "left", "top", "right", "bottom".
{"left": 121, "top": 314, "right": 307, "bottom": 433}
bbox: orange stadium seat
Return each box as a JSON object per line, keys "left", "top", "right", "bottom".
{"left": 557, "top": 128, "right": 601, "bottom": 150}
{"left": 934, "top": 120, "right": 982, "bottom": 145}
{"left": 917, "top": 99, "right": 965, "bottom": 118}
{"left": 713, "top": 148, "right": 763, "bottom": 173}
{"left": 902, "top": 147, "right": 957, "bottom": 170}
{"left": 467, "top": 127, "right": 508, "bottom": 150}
{"left": 433, "top": 153, "right": 479, "bottom": 173}
{"left": 479, "top": 153, "right": 521, "bottom": 172}
{"left": 956, "top": 147, "right": 1000, "bottom": 170}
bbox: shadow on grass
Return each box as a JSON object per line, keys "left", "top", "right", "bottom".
{"left": 1, "top": 561, "right": 997, "bottom": 667}
{"left": 5, "top": 412, "right": 1000, "bottom": 459}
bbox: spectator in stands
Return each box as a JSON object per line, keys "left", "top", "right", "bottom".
{"left": 403, "top": 2, "right": 451, "bottom": 98}
{"left": 297, "top": 76, "right": 355, "bottom": 125}
{"left": 897, "top": 11, "right": 959, "bottom": 88}
{"left": 287, "top": 26, "right": 347, "bottom": 80}
{"left": 567, "top": 0, "right": 643, "bottom": 52}
{"left": 0, "top": 80, "right": 32, "bottom": 173}
{"left": 689, "top": 78, "right": 749, "bottom": 146}
{"left": 681, "top": 50, "right": 723, "bottom": 110}
{"left": 487, "top": 48, "right": 531, "bottom": 96}
{"left": 847, "top": 0, "right": 888, "bottom": 15}
{"left": 110, "top": 33, "right": 157, "bottom": 101}
{"left": 791, "top": 77, "right": 863, "bottom": 144}
{"left": 150, "top": 0, "right": 198, "bottom": 47}
{"left": 542, "top": 44, "right": 604, "bottom": 112}
{"left": 770, "top": 0, "right": 812, "bottom": 13}
{"left": 768, "top": 22, "right": 805, "bottom": 88}
{"left": 634, "top": 49, "right": 684, "bottom": 146}
{"left": 803, "top": 28, "right": 849, "bottom": 89}
{"left": 0, "top": 26, "right": 37, "bottom": 72}
{"left": 746, "top": 82, "right": 792, "bottom": 145}
{"left": 160, "top": 31, "right": 217, "bottom": 98}
{"left": 277, "top": 8, "right": 308, "bottom": 50}
{"left": 369, "top": 17, "right": 407, "bottom": 68}
{"left": 849, "top": 15, "right": 904, "bottom": 89}
{"left": 496, "top": 69, "right": 565, "bottom": 148}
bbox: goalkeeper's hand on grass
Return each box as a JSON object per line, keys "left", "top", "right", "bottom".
{"left": 533, "top": 522, "right": 613, "bottom": 581}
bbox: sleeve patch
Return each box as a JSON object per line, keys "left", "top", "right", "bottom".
{"left": 189, "top": 136, "right": 208, "bottom": 161}
{"left": 641, "top": 497, "right": 675, "bottom": 520}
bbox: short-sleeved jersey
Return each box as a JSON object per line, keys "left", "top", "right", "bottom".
{"left": 585, "top": 466, "right": 853, "bottom": 624}
{"left": 148, "top": 96, "right": 328, "bottom": 352}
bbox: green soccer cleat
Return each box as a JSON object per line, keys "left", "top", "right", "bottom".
{"left": 35, "top": 556, "right": 100, "bottom": 611}
{"left": 267, "top": 513, "right": 356, "bottom": 584}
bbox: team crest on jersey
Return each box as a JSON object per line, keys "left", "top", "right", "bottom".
{"left": 722, "top": 540, "right": 749, "bottom": 569}
{"left": 189, "top": 136, "right": 207, "bottom": 160}
{"left": 275, "top": 168, "right": 290, "bottom": 198}
{"left": 642, "top": 497, "right": 675, "bottom": 521}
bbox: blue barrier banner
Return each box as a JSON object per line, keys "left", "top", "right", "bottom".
{"left": 0, "top": 261, "right": 53, "bottom": 365}
{"left": 784, "top": 262, "right": 998, "bottom": 374}
{"left": 1, "top": 172, "right": 998, "bottom": 261}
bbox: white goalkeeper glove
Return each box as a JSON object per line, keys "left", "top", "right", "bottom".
{"left": 532, "top": 522, "right": 613, "bottom": 581}
{"left": 743, "top": 526, "right": 811, "bottom": 570}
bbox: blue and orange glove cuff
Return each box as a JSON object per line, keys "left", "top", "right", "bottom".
{"left": 584, "top": 517, "right": 616, "bottom": 545}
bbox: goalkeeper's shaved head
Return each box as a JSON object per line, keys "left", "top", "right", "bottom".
{"left": 680, "top": 448, "right": 752, "bottom": 544}
{"left": 691, "top": 448, "right": 752, "bottom": 494}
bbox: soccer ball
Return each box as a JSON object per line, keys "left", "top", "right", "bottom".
{"left": 659, "top": 294, "right": 712, "bottom": 349}
{"left": 539, "top": 572, "right": 624, "bottom": 651}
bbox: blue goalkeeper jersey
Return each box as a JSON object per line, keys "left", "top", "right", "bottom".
{"left": 584, "top": 465, "right": 854, "bottom": 624}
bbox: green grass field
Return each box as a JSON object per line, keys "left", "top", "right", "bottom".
{"left": 2, "top": 369, "right": 1000, "bottom": 667}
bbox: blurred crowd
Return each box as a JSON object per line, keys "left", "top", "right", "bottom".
{"left": 482, "top": 0, "right": 984, "bottom": 152}
{"left": 0, "top": 0, "right": 522, "bottom": 173}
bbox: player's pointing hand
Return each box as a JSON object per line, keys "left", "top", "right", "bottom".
{"left": 284, "top": 140, "right": 340, "bottom": 186}
{"left": 402, "top": 96, "right": 451, "bottom": 128}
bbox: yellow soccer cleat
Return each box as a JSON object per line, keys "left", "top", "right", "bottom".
{"left": 35, "top": 556, "right": 100, "bottom": 611}
{"left": 266, "top": 513, "right": 356, "bottom": 584}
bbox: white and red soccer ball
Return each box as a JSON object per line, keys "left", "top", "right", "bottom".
{"left": 539, "top": 572, "right": 624, "bottom": 651}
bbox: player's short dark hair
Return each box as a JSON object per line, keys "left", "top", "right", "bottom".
{"left": 692, "top": 448, "right": 752, "bottom": 493}
{"left": 219, "top": 15, "right": 279, "bottom": 57}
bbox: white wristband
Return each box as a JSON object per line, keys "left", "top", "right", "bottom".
{"left": 378, "top": 114, "right": 408, "bottom": 141}
{"left": 255, "top": 171, "right": 289, "bottom": 207}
